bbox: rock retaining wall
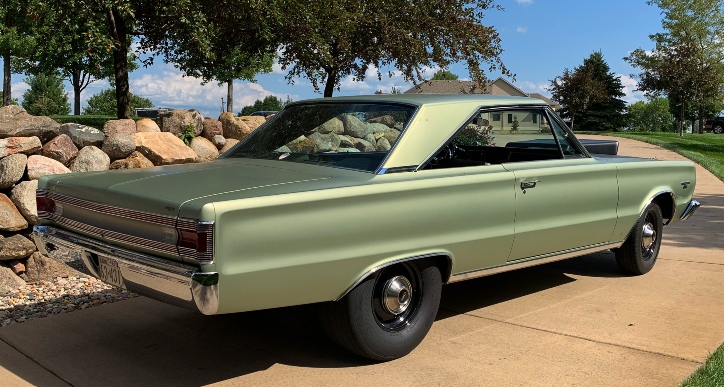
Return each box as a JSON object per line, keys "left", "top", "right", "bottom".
{"left": 0, "top": 105, "right": 264, "bottom": 294}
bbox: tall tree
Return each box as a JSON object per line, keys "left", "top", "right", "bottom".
{"left": 549, "top": 65, "right": 607, "bottom": 130}
{"left": 626, "top": 0, "right": 724, "bottom": 135}
{"left": 21, "top": 72, "right": 71, "bottom": 116}
{"left": 0, "top": 0, "right": 35, "bottom": 106}
{"left": 276, "top": 0, "right": 511, "bottom": 97}
{"left": 431, "top": 69, "right": 459, "bottom": 80}
{"left": 574, "top": 52, "right": 627, "bottom": 132}
{"left": 239, "top": 95, "right": 285, "bottom": 116}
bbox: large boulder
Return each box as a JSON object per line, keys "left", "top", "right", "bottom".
{"left": 110, "top": 151, "right": 154, "bottom": 170}
{"left": 102, "top": 133, "right": 136, "bottom": 160}
{"left": 367, "top": 115, "right": 397, "bottom": 128}
{"left": 59, "top": 123, "right": 104, "bottom": 148}
{"left": 238, "top": 116, "right": 266, "bottom": 132}
{"left": 219, "top": 112, "right": 252, "bottom": 140}
{"left": 218, "top": 138, "right": 239, "bottom": 154}
{"left": 341, "top": 115, "right": 370, "bottom": 138}
{"left": 158, "top": 109, "right": 204, "bottom": 138}
{"left": 0, "top": 105, "right": 60, "bottom": 142}
{"left": 70, "top": 146, "right": 110, "bottom": 173}
{"left": 10, "top": 180, "right": 38, "bottom": 225}
{"left": 212, "top": 135, "right": 226, "bottom": 149}
{"left": 201, "top": 118, "right": 223, "bottom": 140}
{"left": 0, "top": 194, "right": 28, "bottom": 231}
{"left": 308, "top": 132, "right": 341, "bottom": 152}
{"left": 26, "top": 155, "right": 71, "bottom": 180}
{"left": 189, "top": 137, "right": 218, "bottom": 162}
{"left": 286, "top": 136, "right": 318, "bottom": 153}
{"left": 0, "top": 234, "right": 36, "bottom": 260}
{"left": 25, "top": 252, "right": 79, "bottom": 281}
{"left": 135, "top": 118, "right": 161, "bottom": 133}
{"left": 0, "top": 136, "right": 42, "bottom": 157}
{"left": 0, "top": 265, "right": 25, "bottom": 294}
{"left": 42, "top": 133, "right": 79, "bottom": 165}
{"left": 0, "top": 154, "right": 27, "bottom": 189}
{"left": 132, "top": 132, "right": 198, "bottom": 165}
{"left": 315, "top": 117, "right": 344, "bottom": 135}
{"left": 102, "top": 119, "right": 136, "bottom": 138}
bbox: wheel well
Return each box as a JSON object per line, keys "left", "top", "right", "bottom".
{"left": 652, "top": 193, "right": 674, "bottom": 223}
{"left": 425, "top": 255, "right": 453, "bottom": 284}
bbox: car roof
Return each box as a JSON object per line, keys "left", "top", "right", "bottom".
{"left": 287, "top": 94, "right": 546, "bottom": 107}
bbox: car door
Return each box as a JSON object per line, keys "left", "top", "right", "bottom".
{"left": 499, "top": 109, "right": 619, "bottom": 262}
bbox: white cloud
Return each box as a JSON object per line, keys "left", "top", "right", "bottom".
{"left": 617, "top": 74, "right": 646, "bottom": 104}
{"left": 129, "top": 71, "right": 294, "bottom": 117}
{"left": 11, "top": 81, "right": 29, "bottom": 95}
{"left": 516, "top": 27, "right": 528, "bottom": 33}
{"left": 516, "top": 0, "right": 533, "bottom": 5}
{"left": 515, "top": 80, "right": 549, "bottom": 95}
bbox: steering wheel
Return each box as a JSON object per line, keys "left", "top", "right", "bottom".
{"left": 432, "top": 143, "right": 464, "bottom": 164}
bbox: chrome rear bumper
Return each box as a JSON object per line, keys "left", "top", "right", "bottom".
{"left": 680, "top": 199, "right": 701, "bottom": 221}
{"left": 31, "top": 225, "right": 219, "bottom": 315}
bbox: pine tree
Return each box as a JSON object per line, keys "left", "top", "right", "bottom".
{"left": 21, "top": 72, "right": 70, "bottom": 116}
{"left": 575, "top": 52, "right": 627, "bottom": 131}
{"left": 83, "top": 88, "right": 153, "bottom": 115}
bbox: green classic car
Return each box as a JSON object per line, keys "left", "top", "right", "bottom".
{"left": 32, "top": 94, "right": 700, "bottom": 361}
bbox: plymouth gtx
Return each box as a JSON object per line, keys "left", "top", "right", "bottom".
{"left": 32, "top": 94, "right": 700, "bottom": 360}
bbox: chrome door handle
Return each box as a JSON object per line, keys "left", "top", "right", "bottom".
{"left": 520, "top": 179, "right": 540, "bottom": 189}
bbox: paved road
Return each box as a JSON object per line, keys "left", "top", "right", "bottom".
{"left": 1, "top": 136, "right": 722, "bottom": 387}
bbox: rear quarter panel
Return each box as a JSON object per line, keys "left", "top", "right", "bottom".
{"left": 209, "top": 166, "right": 516, "bottom": 314}
{"left": 611, "top": 159, "right": 697, "bottom": 241}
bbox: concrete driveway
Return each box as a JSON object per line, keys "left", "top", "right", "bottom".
{"left": 1, "top": 135, "right": 722, "bottom": 387}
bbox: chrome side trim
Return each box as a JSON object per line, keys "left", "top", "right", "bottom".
{"left": 447, "top": 241, "right": 624, "bottom": 284}
{"left": 679, "top": 199, "right": 701, "bottom": 221}
{"left": 32, "top": 225, "right": 219, "bottom": 315}
{"left": 334, "top": 253, "right": 453, "bottom": 301}
{"left": 642, "top": 190, "right": 677, "bottom": 226}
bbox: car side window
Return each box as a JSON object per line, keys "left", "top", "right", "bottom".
{"left": 426, "top": 107, "right": 574, "bottom": 170}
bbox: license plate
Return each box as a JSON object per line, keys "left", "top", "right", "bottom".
{"left": 98, "top": 255, "right": 125, "bottom": 288}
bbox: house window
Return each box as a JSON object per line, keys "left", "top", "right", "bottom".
{"left": 532, "top": 114, "right": 538, "bottom": 124}
{"left": 508, "top": 114, "right": 513, "bottom": 124}
{"left": 492, "top": 113, "right": 501, "bottom": 122}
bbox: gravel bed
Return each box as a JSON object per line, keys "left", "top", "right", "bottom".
{"left": 0, "top": 255, "right": 138, "bottom": 327}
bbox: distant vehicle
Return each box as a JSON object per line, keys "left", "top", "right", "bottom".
{"left": 135, "top": 107, "right": 170, "bottom": 118}
{"left": 249, "top": 111, "right": 278, "bottom": 117}
{"left": 704, "top": 117, "right": 724, "bottom": 134}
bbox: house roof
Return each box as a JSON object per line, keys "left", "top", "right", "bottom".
{"left": 404, "top": 77, "right": 561, "bottom": 111}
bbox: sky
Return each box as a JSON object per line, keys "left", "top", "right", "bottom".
{"left": 2, "top": 0, "right": 667, "bottom": 118}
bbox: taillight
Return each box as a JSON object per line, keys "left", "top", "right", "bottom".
{"left": 36, "top": 190, "right": 55, "bottom": 218}
{"left": 176, "top": 220, "right": 214, "bottom": 263}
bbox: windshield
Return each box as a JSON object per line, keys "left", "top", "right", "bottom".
{"left": 223, "top": 102, "right": 416, "bottom": 172}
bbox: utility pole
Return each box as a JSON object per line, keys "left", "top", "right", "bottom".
{"left": 221, "top": 97, "right": 225, "bottom": 114}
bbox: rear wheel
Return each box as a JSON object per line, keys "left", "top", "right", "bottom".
{"left": 319, "top": 260, "right": 442, "bottom": 361}
{"left": 615, "top": 202, "right": 663, "bottom": 275}
{"left": 714, "top": 125, "right": 723, "bottom": 134}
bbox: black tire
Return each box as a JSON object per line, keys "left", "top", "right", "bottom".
{"left": 319, "top": 260, "right": 442, "bottom": 361}
{"left": 615, "top": 202, "right": 663, "bottom": 275}
{"left": 714, "top": 125, "right": 723, "bottom": 134}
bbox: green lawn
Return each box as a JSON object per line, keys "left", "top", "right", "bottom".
{"left": 579, "top": 131, "right": 724, "bottom": 386}
{"left": 681, "top": 343, "right": 724, "bottom": 387}
{"left": 583, "top": 132, "right": 724, "bottom": 182}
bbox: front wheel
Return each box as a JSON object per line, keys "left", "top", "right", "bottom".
{"left": 319, "top": 260, "right": 442, "bottom": 361}
{"left": 615, "top": 202, "right": 663, "bottom": 275}
{"left": 714, "top": 125, "right": 723, "bottom": 134}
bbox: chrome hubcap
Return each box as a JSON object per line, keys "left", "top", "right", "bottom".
{"left": 382, "top": 276, "right": 413, "bottom": 315}
{"left": 641, "top": 222, "right": 657, "bottom": 257}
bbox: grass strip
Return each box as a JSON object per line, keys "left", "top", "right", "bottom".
{"left": 680, "top": 343, "right": 724, "bottom": 387}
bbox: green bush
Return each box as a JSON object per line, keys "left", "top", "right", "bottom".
{"left": 51, "top": 115, "right": 142, "bottom": 129}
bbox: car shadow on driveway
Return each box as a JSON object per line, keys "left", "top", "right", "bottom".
{"left": 0, "top": 253, "right": 632, "bottom": 386}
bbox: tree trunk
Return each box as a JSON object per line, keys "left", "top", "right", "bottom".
{"left": 323, "top": 68, "right": 337, "bottom": 98}
{"left": 108, "top": 8, "right": 131, "bottom": 119}
{"left": 227, "top": 80, "right": 233, "bottom": 112}
{"left": 2, "top": 53, "right": 11, "bottom": 106}
{"left": 570, "top": 115, "right": 575, "bottom": 130}
{"left": 698, "top": 106, "right": 704, "bottom": 134}
{"left": 71, "top": 68, "right": 82, "bottom": 115}
{"left": 679, "top": 104, "right": 684, "bottom": 136}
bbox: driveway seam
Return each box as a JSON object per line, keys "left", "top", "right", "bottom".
{"left": 0, "top": 335, "right": 74, "bottom": 387}
{"left": 440, "top": 307, "right": 705, "bottom": 365}
{"left": 661, "top": 258, "right": 724, "bottom": 266}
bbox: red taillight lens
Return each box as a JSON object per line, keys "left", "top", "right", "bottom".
{"left": 36, "top": 196, "right": 56, "bottom": 216}
{"left": 177, "top": 229, "right": 208, "bottom": 252}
